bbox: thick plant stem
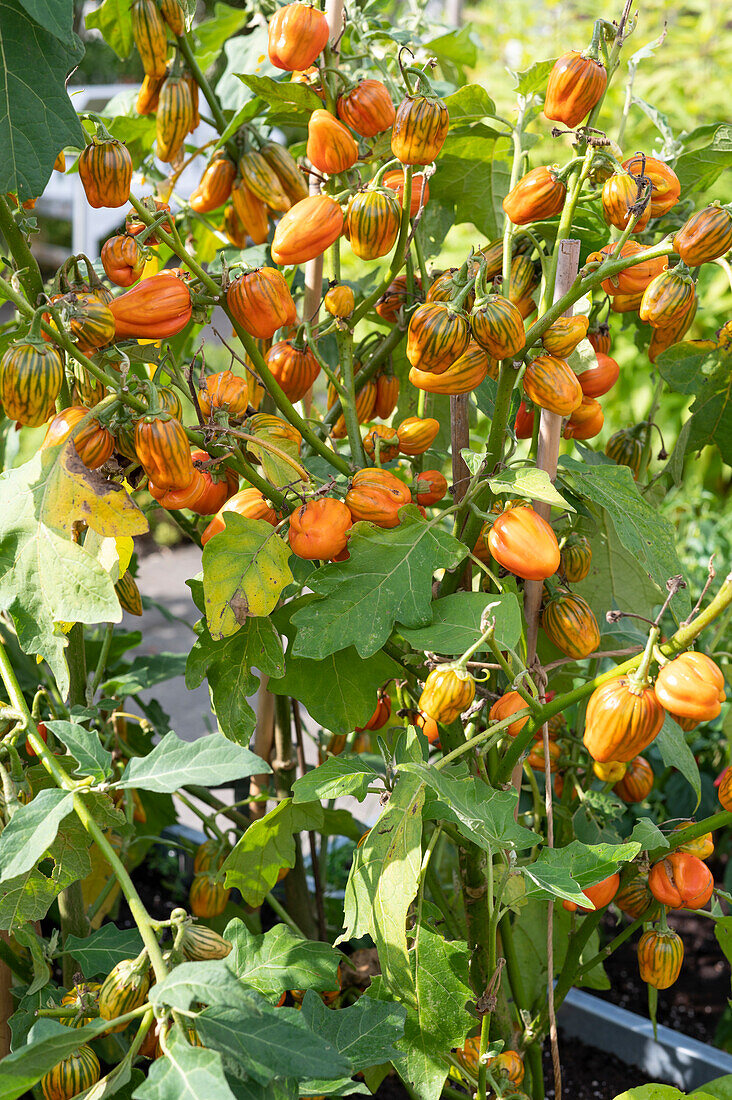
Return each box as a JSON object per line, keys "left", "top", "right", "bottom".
{"left": 272, "top": 696, "right": 316, "bottom": 939}
{"left": 0, "top": 195, "right": 44, "bottom": 304}
{"left": 58, "top": 883, "right": 89, "bottom": 986}
{"left": 336, "top": 327, "right": 366, "bottom": 464}
{"left": 323, "top": 325, "right": 404, "bottom": 428}
{"left": 497, "top": 570, "right": 732, "bottom": 784}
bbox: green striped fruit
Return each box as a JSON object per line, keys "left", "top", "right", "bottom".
{"left": 131, "top": 0, "right": 168, "bottom": 77}
{"left": 0, "top": 340, "right": 64, "bottom": 426}
{"left": 391, "top": 94, "right": 449, "bottom": 165}
{"left": 189, "top": 872, "right": 231, "bottom": 917}
{"left": 605, "top": 428, "right": 644, "bottom": 479}
{"left": 115, "top": 570, "right": 143, "bottom": 616}
{"left": 99, "top": 957, "right": 151, "bottom": 1031}
{"left": 41, "top": 1045, "right": 100, "bottom": 1100}
{"left": 157, "top": 74, "right": 194, "bottom": 164}
{"left": 193, "top": 836, "right": 229, "bottom": 873}
{"left": 637, "top": 928, "right": 684, "bottom": 989}
{"left": 159, "top": 0, "right": 185, "bottom": 35}
{"left": 406, "top": 302, "right": 470, "bottom": 374}
{"left": 78, "top": 139, "right": 133, "bottom": 209}
{"left": 614, "top": 876, "right": 657, "bottom": 920}
{"left": 470, "top": 294, "right": 525, "bottom": 358}
{"left": 673, "top": 205, "right": 732, "bottom": 266}
{"left": 181, "top": 923, "right": 232, "bottom": 961}
{"left": 523, "top": 354, "right": 583, "bottom": 417}
{"left": 639, "top": 268, "right": 697, "bottom": 329}
{"left": 560, "top": 534, "right": 592, "bottom": 582}
{"left": 134, "top": 414, "right": 194, "bottom": 491}
{"left": 507, "top": 253, "right": 539, "bottom": 303}
{"left": 541, "top": 591, "right": 600, "bottom": 659}
{"left": 260, "top": 142, "right": 308, "bottom": 204}
{"left": 59, "top": 981, "right": 102, "bottom": 1028}
{"left": 156, "top": 385, "right": 183, "bottom": 421}
{"left": 345, "top": 188, "right": 402, "bottom": 260}
{"left": 238, "top": 150, "right": 291, "bottom": 213}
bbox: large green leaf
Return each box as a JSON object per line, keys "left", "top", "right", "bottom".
{"left": 193, "top": 2, "right": 250, "bottom": 71}
{"left": 399, "top": 592, "right": 522, "bottom": 656}
{"left": 675, "top": 122, "right": 732, "bottom": 194}
{"left": 405, "top": 763, "right": 538, "bottom": 852}
{"left": 0, "top": 0, "right": 85, "bottom": 199}
{"left": 61, "top": 925, "right": 144, "bottom": 977}
{"left": 431, "top": 133, "right": 512, "bottom": 238}
{"left": 45, "top": 720, "right": 112, "bottom": 782}
{"left": 224, "top": 919, "right": 341, "bottom": 998}
{"left": 85, "top": 0, "right": 133, "bottom": 59}
{"left": 290, "top": 509, "right": 467, "bottom": 660}
{"left": 558, "top": 458, "right": 690, "bottom": 615}
{"left": 523, "top": 839, "right": 641, "bottom": 904}
{"left": 186, "top": 617, "right": 284, "bottom": 745}
{"left": 0, "top": 1017, "right": 121, "bottom": 1100}
{"left": 655, "top": 714, "right": 701, "bottom": 806}
{"left": 685, "top": 356, "right": 732, "bottom": 465}
{"left": 443, "top": 84, "right": 497, "bottom": 123}
{"left": 0, "top": 789, "right": 74, "bottom": 883}
{"left": 117, "top": 731, "right": 269, "bottom": 794}
{"left": 339, "top": 730, "right": 423, "bottom": 1006}
{"left": 268, "top": 643, "right": 402, "bottom": 736}
{"left": 237, "top": 74, "right": 322, "bottom": 123}
{"left": 292, "top": 755, "right": 381, "bottom": 804}
{"left": 17, "top": 0, "right": 74, "bottom": 45}
{"left": 656, "top": 342, "right": 717, "bottom": 396}
{"left": 202, "top": 514, "right": 293, "bottom": 639}
{"left": 575, "top": 512, "right": 664, "bottom": 621}
{"left": 132, "top": 1033, "right": 240, "bottom": 1100}
{"left": 149, "top": 960, "right": 257, "bottom": 1012}
{"left": 222, "top": 799, "right": 323, "bottom": 907}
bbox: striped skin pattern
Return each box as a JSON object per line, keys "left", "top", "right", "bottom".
{"left": 583, "top": 677, "right": 664, "bottom": 763}
{"left": 265, "top": 340, "right": 321, "bottom": 403}
{"left": 43, "top": 406, "right": 114, "bottom": 469}
{"left": 134, "top": 415, "right": 194, "bottom": 491}
{"left": 190, "top": 151, "right": 236, "bottom": 213}
{"left": 639, "top": 269, "right": 697, "bottom": 328}
{"left": 239, "top": 151, "right": 290, "bottom": 212}
{"left": 307, "top": 110, "right": 359, "bottom": 176}
{"left": 559, "top": 534, "right": 592, "bottom": 582}
{"left": 231, "top": 180, "right": 269, "bottom": 244}
{"left": 227, "top": 268, "right": 297, "bottom": 340}
{"left": 542, "top": 314, "right": 589, "bottom": 357}
{"left": 345, "top": 189, "right": 401, "bottom": 260}
{"left": 78, "top": 141, "right": 132, "bottom": 209}
{"left": 673, "top": 205, "right": 732, "bottom": 265}
{"left": 637, "top": 928, "right": 684, "bottom": 989}
{"left": 523, "top": 354, "right": 583, "bottom": 417}
{"left": 41, "top": 1045, "right": 100, "bottom": 1100}
{"left": 260, "top": 142, "right": 308, "bottom": 204}
{"left": 503, "top": 166, "right": 567, "bottom": 225}
{"left": 419, "top": 666, "right": 476, "bottom": 725}
{"left": 156, "top": 75, "right": 194, "bottom": 164}
{"left": 115, "top": 570, "right": 143, "bottom": 616}
{"left": 602, "top": 172, "right": 651, "bottom": 232}
{"left": 426, "top": 267, "right": 476, "bottom": 310}
{"left": 337, "top": 79, "right": 395, "bottom": 137}
{"left": 0, "top": 341, "right": 64, "bottom": 426}
{"left": 99, "top": 958, "right": 151, "bottom": 1032}
{"left": 605, "top": 428, "right": 643, "bottom": 478}
{"left": 391, "top": 95, "right": 449, "bottom": 165}
{"left": 541, "top": 592, "right": 600, "bottom": 659}
{"left": 110, "top": 273, "right": 192, "bottom": 340}
{"left": 406, "top": 302, "right": 471, "bottom": 373}
{"left": 131, "top": 0, "right": 168, "bottom": 77}
{"left": 470, "top": 295, "right": 525, "bottom": 358}
{"left": 198, "top": 369, "right": 249, "bottom": 418}
{"left": 544, "top": 51, "right": 607, "bottom": 128}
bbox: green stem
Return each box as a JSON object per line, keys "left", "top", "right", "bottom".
{"left": 0, "top": 194, "right": 44, "bottom": 304}
{"left": 86, "top": 623, "right": 113, "bottom": 706}
{"left": 175, "top": 33, "right": 238, "bottom": 159}
{"left": 335, "top": 327, "right": 366, "bottom": 464}
{"left": 323, "top": 325, "right": 403, "bottom": 428}
{"left": 0, "top": 936, "right": 33, "bottom": 983}
{"left": 502, "top": 100, "right": 528, "bottom": 299}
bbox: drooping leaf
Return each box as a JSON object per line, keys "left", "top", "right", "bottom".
{"left": 193, "top": 2, "right": 250, "bottom": 71}
{"left": 290, "top": 510, "right": 467, "bottom": 660}
{"left": 202, "top": 514, "right": 293, "bottom": 639}
{"left": 558, "top": 458, "right": 690, "bottom": 614}
{"left": 405, "top": 763, "right": 538, "bottom": 852}
{"left": 268, "top": 643, "right": 402, "bottom": 736}
{"left": 399, "top": 592, "right": 522, "bottom": 656}
{"left": 0, "top": 0, "right": 85, "bottom": 200}
{"left": 655, "top": 714, "right": 701, "bottom": 807}
{"left": 45, "top": 720, "right": 113, "bottom": 782}
{"left": 85, "top": 0, "right": 133, "bottom": 59}
{"left": 12, "top": 926, "right": 50, "bottom": 995}
{"left": 0, "top": 789, "right": 74, "bottom": 883}
{"left": 236, "top": 73, "right": 322, "bottom": 123}
{"left": 224, "top": 919, "right": 341, "bottom": 998}
{"left": 117, "top": 731, "right": 269, "bottom": 794}
{"left": 292, "top": 755, "right": 381, "bottom": 804}
{"left": 186, "top": 617, "right": 284, "bottom": 745}
{"left": 487, "top": 466, "right": 576, "bottom": 511}
{"left": 61, "top": 925, "right": 144, "bottom": 976}
{"left": 222, "top": 799, "right": 324, "bottom": 907}
{"left": 523, "top": 839, "right": 641, "bottom": 904}
{"left": 132, "top": 1033, "right": 240, "bottom": 1100}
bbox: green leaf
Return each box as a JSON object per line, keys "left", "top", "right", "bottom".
{"left": 0, "top": 1017, "right": 120, "bottom": 1100}
{"left": 487, "top": 466, "right": 575, "bottom": 510}
{"left": 246, "top": 413, "right": 309, "bottom": 491}
{"left": 61, "top": 925, "right": 144, "bottom": 976}
{"left": 399, "top": 592, "right": 522, "bottom": 656}
{"left": 269, "top": 622, "right": 401, "bottom": 735}
{"left": 558, "top": 458, "right": 690, "bottom": 615}
{"left": 298, "top": 989, "right": 406, "bottom": 1093}
{"left": 0, "top": 0, "right": 85, "bottom": 200}
{"left": 510, "top": 897, "right": 578, "bottom": 1005}
{"left": 0, "top": 450, "right": 146, "bottom": 695}
{"left": 202, "top": 514, "right": 293, "bottom": 639}
{"left": 339, "top": 728, "right": 423, "bottom": 1005}
{"left": 656, "top": 342, "right": 719, "bottom": 395}
{"left": 685, "top": 357, "right": 732, "bottom": 465}
{"left": 292, "top": 755, "right": 381, "bottom": 804}
{"left": 511, "top": 57, "right": 557, "bottom": 95}
{"left": 102, "top": 652, "right": 188, "bottom": 696}
{"left": 443, "top": 84, "right": 497, "bottom": 123}
{"left": 99, "top": 114, "right": 158, "bottom": 165}
{"left": 216, "top": 23, "right": 275, "bottom": 113}
{"left": 0, "top": 868, "right": 61, "bottom": 931}
{"left": 574, "top": 511, "right": 664, "bottom": 623}
{"left": 523, "top": 839, "right": 641, "bottom": 904}
{"left": 12, "top": 926, "right": 50, "bottom": 995}
{"left": 195, "top": 1002, "right": 353, "bottom": 1085}
{"left": 675, "top": 123, "right": 732, "bottom": 194}
{"left": 611, "top": 1089, "right": 685, "bottom": 1100}
{"left": 237, "top": 73, "right": 322, "bottom": 123}
{"left": 117, "top": 731, "right": 269, "bottom": 794}
{"left": 45, "top": 720, "right": 112, "bottom": 781}
{"left": 193, "top": 2, "right": 250, "bottom": 71}
{"left": 132, "top": 1033, "right": 239, "bottom": 1100}
{"left": 17, "top": 0, "right": 74, "bottom": 45}
{"left": 0, "top": 789, "right": 74, "bottom": 883}
{"left": 629, "top": 818, "right": 668, "bottom": 852}
{"left": 85, "top": 0, "right": 133, "bottom": 59}
{"left": 403, "top": 763, "right": 538, "bottom": 852}
{"left": 655, "top": 714, "right": 701, "bottom": 807}
{"left": 186, "top": 617, "right": 284, "bottom": 745}
{"left": 431, "top": 134, "right": 511, "bottom": 238}
{"left": 424, "top": 24, "right": 479, "bottom": 71}
{"left": 222, "top": 799, "right": 324, "bottom": 907}
{"left": 150, "top": 960, "right": 256, "bottom": 1012}
{"left": 224, "top": 919, "right": 341, "bottom": 998}
{"left": 290, "top": 510, "right": 467, "bottom": 660}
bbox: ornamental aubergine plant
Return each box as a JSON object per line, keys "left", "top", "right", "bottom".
{"left": 0, "top": 2, "right": 731, "bottom": 1098}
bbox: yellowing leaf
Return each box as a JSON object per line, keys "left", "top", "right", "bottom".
{"left": 41, "top": 442, "right": 148, "bottom": 540}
